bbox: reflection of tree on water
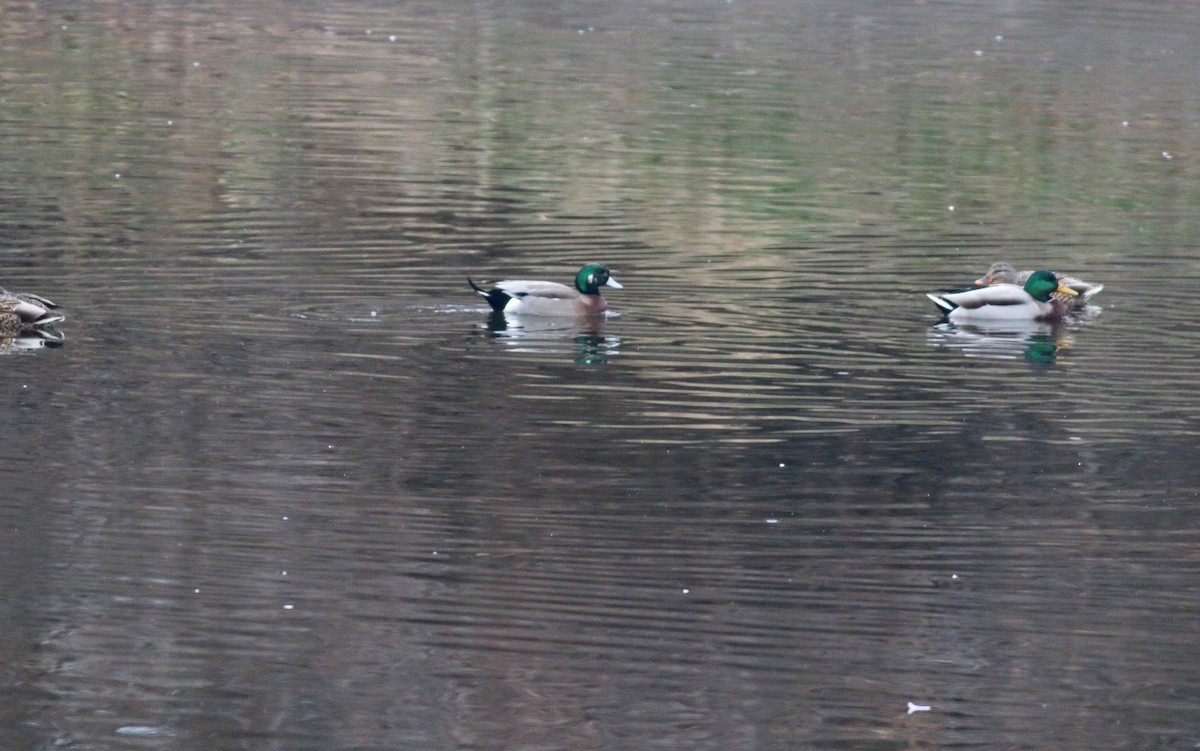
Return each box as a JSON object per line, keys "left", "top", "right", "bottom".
{"left": 480, "top": 311, "right": 620, "bottom": 365}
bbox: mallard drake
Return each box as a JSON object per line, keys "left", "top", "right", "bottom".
{"left": 927, "top": 270, "right": 1078, "bottom": 322}
{"left": 0, "top": 287, "right": 64, "bottom": 339}
{"left": 468, "top": 263, "right": 622, "bottom": 316}
{"left": 976, "top": 261, "right": 1103, "bottom": 309}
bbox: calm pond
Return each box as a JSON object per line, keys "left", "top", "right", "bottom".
{"left": 2, "top": 1, "right": 1199, "bottom": 749}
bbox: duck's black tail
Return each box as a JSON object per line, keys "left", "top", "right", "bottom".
{"left": 925, "top": 293, "right": 957, "bottom": 316}
{"left": 467, "top": 277, "right": 510, "bottom": 312}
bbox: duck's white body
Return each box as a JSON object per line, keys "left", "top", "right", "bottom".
{"left": 485, "top": 279, "right": 611, "bottom": 316}
{"left": 928, "top": 284, "right": 1067, "bottom": 321}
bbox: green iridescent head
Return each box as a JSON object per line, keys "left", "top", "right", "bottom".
{"left": 575, "top": 263, "right": 623, "bottom": 295}
{"left": 1023, "top": 270, "right": 1077, "bottom": 302}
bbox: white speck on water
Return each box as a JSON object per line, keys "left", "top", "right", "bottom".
{"left": 948, "top": 205, "right": 955, "bottom": 211}
{"left": 370, "top": 310, "right": 378, "bottom": 317}
{"left": 1069, "top": 436, "right": 1082, "bottom": 441}
{"left": 1162, "top": 151, "right": 1173, "bottom": 160}
{"left": 765, "top": 518, "right": 779, "bottom": 524}
{"left": 951, "top": 574, "right": 959, "bottom": 579}
{"left": 907, "top": 702, "right": 932, "bottom": 714}
{"left": 1121, "top": 120, "right": 1130, "bottom": 127}
{"left": 994, "top": 35, "right": 1003, "bottom": 41}
{"left": 779, "top": 462, "right": 786, "bottom": 468}
{"left": 194, "top": 588, "right": 200, "bottom": 593}
{"left": 282, "top": 516, "right": 289, "bottom": 521}
{"left": 974, "top": 50, "right": 983, "bottom": 57}
{"left": 114, "top": 173, "right": 121, "bottom": 179}
{"left": 283, "top": 604, "right": 294, "bottom": 610}
{"left": 682, "top": 588, "right": 690, "bottom": 594}
{"left": 388, "top": 34, "right": 397, "bottom": 42}
{"left": 117, "top": 726, "right": 165, "bottom": 736}
{"left": 192, "top": 61, "right": 200, "bottom": 67}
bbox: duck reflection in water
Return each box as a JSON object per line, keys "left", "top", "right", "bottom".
{"left": 927, "top": 319, "right": 1069, "bottom": 363}
{"left": 480, "top": 310, "right": 620, "bottom": 365}
{"left": 0, "top": 331, "right": 65, "bottom": 353}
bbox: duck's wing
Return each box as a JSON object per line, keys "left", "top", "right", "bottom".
{"left": 1, "top": 288, "right": 62, "bottom": 320}
{"left": 0, "top": 293, "right": 51, "bottom": 322}
{"left": 940, "top": 283, "right": 1033, "bottom": 310}
{"left": 494, "top": 280, "right": 579, "bottom": 300}
{"left": 1058, "top": 275, "right": 1103, "bottom": 299}
{"left": 13, "top": 300, "right": 52, "bottom": 322}
{"left": 18, "top": 292, "right": 58, "bottom": 309}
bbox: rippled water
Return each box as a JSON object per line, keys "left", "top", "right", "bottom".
{"left": 2, "top": 1, "right": 1200, "bottom": 749}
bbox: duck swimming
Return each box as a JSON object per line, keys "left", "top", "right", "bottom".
{"left": 0, "top": 287, "right": 64, "bottom": 339}
{"left": 468, "top": 263, "right": 622, "bottom": 317}
{"left": 927, "top": 270, "right": 1078, "bottom": 322}
{"left": 976, "top": 261, "right": 1103, "bottom": 310}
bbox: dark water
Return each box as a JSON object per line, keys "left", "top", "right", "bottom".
{"left": 2, "top": 1, "right": 1199, "bottom": 749}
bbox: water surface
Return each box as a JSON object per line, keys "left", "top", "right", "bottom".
{"left": 2, "top": 1, "right": 1199, "bottom": 749}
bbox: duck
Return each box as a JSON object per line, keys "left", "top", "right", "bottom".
{"left": 975, "top": 261, "right": 1103, "bottom": 310}
{"left": 468, "top": 263, "right": 622, "bottom": 317}
{"left": 0, "top": 287, "right": 65, "bottom": 339}
{"left": 927, "top": 269, "right": 1078, "bottom": 322}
